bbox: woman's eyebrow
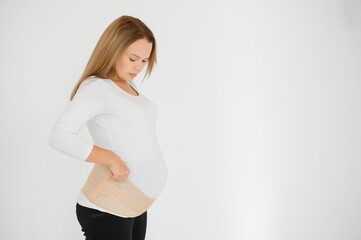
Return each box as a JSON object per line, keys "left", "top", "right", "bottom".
{"left": 130, "top": 54, "right": 149, "bottom": 60}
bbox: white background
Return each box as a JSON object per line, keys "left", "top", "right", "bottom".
{"left": 1, "top": 0, "right": 360, "bottom": 239}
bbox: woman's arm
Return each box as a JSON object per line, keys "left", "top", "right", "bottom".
{"left": 49, "top": 78, "right": 129, "bottom": 181}
{"left": 85, "top": 145, "right": 116, "bottom": 165}
{"left": 48, "top": 79, "right": 109, "bottom": 161}
{"left": 85, "top": 145, "right": 130, "bottom": 182}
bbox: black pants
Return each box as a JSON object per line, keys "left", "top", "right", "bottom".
{"left": 76, "top": 203, "right": 147, "bottom": 240}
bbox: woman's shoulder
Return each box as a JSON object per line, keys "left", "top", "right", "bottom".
{"left": 72, "top": 77, "right": 112, "bottom": 107}
{"left": 81, "top": 76, "right": 109, "bottom": 87}
{"left": 78, "top": 77, "right": 114, "bottom": 93}
{"left": 75, "top": 77, "right": 112, "bottom": 99}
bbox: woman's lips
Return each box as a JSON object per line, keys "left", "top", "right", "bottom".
{"left": 130, "top": 73, "right": 137, "bottom": 77}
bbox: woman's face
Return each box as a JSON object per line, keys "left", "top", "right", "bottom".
{"left": 113, "top": 38, "right": 153, "bottom": 82}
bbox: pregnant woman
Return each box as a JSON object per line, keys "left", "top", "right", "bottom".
{"left": 48, "top": 15, "right": 167, "bottom": 240}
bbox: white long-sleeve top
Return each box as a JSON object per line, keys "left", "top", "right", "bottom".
{"left": 49, "top": 76, "right": 168, "bottom": 218}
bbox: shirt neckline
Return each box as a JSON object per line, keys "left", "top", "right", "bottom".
{"left": 108, "top": 79, "right": 141, "bottom": 98}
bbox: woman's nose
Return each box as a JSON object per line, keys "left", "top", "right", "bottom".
{"left": 134, "top": 63, "right": 142, "bottom": 72}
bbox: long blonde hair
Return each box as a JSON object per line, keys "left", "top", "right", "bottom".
{"left": 70, "top": 15, "right": 157, "bottom": 100}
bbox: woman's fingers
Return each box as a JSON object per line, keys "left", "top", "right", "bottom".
{"left": 107, "top": 159, "right": 130, "bottom": 182}
{"left": 110, "top": 171, "right": 128, "bottom": 182}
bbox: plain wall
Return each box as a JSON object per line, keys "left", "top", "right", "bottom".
{"left": 0, "top": 0, "right": 360, "bottom": 239}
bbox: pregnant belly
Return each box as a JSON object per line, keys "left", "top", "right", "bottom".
{"left": 125, "top": 159, "right": 168, "bottom": 199}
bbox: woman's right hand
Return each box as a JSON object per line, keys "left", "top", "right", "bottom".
{"left": 106, "top": 158, "right": 130, "bottom": 182}
{"left": 83, "top": 145, "right": 130, "bottom": 182}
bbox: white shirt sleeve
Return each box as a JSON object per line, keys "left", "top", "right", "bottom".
{"left": 48, "top": 78, "right": 111, "bottom": 161}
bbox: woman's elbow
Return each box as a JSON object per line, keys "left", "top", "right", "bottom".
{"left": 48, "top": 128, "right": 62, "bottom": 150}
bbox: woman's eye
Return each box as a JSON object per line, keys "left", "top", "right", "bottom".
{"left": 130, "top": 58, "right": 147, "bottom": 63}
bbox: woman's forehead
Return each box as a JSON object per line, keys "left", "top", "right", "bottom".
{"left": 125, "top": 39, "right": 152, "bottom": 57}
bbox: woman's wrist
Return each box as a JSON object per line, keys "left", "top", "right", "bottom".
{"left": 85, "top": 145, "right": 121, "bottom": 166}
